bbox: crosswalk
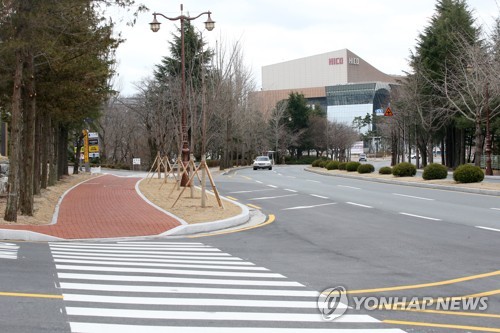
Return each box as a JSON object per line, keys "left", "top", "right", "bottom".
{"left": 0, "top": 242, "right": 19, "bottom": 259}
{"left": 49, "top": 241, "right": 406, "bottom": 332}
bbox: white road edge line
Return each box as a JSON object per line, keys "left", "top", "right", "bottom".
{"left": 284, "top": 189, "right": 297, "bottom": 192}
{"left": 400, "top": 212, "right": 442, "bottom": 221}
{"left": 306, "top": 180, "right": 321, "bottom": 183}
{"left": 267, "top": 185, "right": 278, "bottom": 188}
{"left": 393, "top": 193, "right": 434, "bottom": 201}
{"left": 476, "top": 226, "right": 500, "bottom": 233}
{"left": 346, "top": 202, "right": 373, "bottom": 208}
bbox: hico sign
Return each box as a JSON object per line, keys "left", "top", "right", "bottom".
{"left": 329, "top": 57, "right": 360, "bottom": 65}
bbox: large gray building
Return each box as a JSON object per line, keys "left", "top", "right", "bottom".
{"left": 255, "top": 49, "right": 400, "bottom": 132}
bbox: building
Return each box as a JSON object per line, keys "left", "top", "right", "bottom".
{"left": 255, "top": 49, "right": 401, "bottom": 133}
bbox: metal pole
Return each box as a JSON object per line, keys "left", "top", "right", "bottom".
{"left": 180, "top": 5, "right": 190, "bottom": 186}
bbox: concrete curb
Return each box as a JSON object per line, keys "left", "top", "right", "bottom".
{"left": 0, "top": 229, "right": 63, "bottom": 242}
{"left": 305, "top": 167, "right": 500, "bottom": 196}
{"left": 160, "top": 197, "right": 250, "bottom": 236}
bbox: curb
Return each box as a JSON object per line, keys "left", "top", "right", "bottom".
{"left": 160, "top": 198, "right": 250, "bottom": 236}
{"left": 305, "top": 168, "right": 500, "bottom": 196}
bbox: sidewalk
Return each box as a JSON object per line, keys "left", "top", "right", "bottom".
{"left": 0, "top": 175, "right": 249, "bottom": 241}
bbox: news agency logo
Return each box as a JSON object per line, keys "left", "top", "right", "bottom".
{"left": 318, "top": 286, "right": 489, "bottom": 321}
{"left": 317, "top": 286, "right": 348, "bottom": 321}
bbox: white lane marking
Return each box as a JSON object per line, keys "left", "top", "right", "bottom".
{"left": 63, "top": 294, "right": 318, "bottom": 308}
{"left": 229, "top": 189, "right": 273, "bottom": 194}
{"left": 57, "top": 273, "right": 304, "bottom": 287}
{"left": 284, "top": 189, "right": 297, "bottom": 192}
{"left": 50, "top": 251, "right": 240, "bottom": 261}
{"left": 267, "top": 185, "right": 278, "bottom": 188}
{"left": 53, "top": 259, "right": 268, "bottom": 271}
{"left": 306, "top": 180, "right": 320, "bottom": 183}
{"left": 65, "top": 307, "right": 376, "bottom": 323}
{"left": 0, "top": 242, "right": 19, "bottom": 260}
{"left": 277, "top": 173, "right": 283, "bottom": 176}
{"left": 55, "top": 265, "right": 286, "bottom": 278}
{"left": 52, "top": 254, "right": 253, "bottom": 265}
{"left": 399, "top": 212, "right": 442, "bottom": 221}
{"left": 287, "top": 176, "right": 297, "bottom": 179}
{"left": 255, "top": 180, "right": 263, "bottom": 184}
{"left": 60, "top": 283, "right": 320, "bottom": 297}
{"left": 337, "top": 185, "right": 360, "bottom": 190}
{"left": 392, "top": 193, "right": 434, "bottom": 201}
{"left": 346, "top": 202, "right": 373, "bottom": 209}
{"left": 310, "top": 194, "right": 328, "bottom": 199}
{"left": 282, "top": 203, "right": 337, "bottom": 211}
{"left": 62, "top": 242, "right": 205, "bottom": 247}
{"left": 476, "top": 226, "right": 500, "bottom": 233}
{"left": 69, "top": 323, "right": 406, "bottom": 333}
{"left": 249, "top": 194, "right": 298, "bottom": 201}
{"left": 51, "top": 245, "right": 221, "bottom": 252}
{"left": 491, "top": 208, "right": 500, "bottom": 211}
{"left": 50, "top": 248, "right": 231, "bottom": 256}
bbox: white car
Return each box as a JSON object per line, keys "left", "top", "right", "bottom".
{"left": 253, "top": 156, "right": 272, "bottom": 170}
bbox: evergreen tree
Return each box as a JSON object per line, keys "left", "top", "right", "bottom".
{"left": 410, "top": 0, "right": 479, "bottom": 167}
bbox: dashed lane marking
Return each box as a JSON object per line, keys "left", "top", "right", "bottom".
{"left": 392, "top": 193, "right": 434, "bottom": 201}
{"left": 476, "top": 226, "right": 500, "bottom": 233}
{"left": 399, "top": 212, "right": 441, "bottom": 221}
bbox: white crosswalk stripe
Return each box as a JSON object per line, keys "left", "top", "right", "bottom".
{"left": 50, "top": 241, "right": 406, "bottom": 332}
{"left": 0, "top": 242, "right": 19, "bottom": 259}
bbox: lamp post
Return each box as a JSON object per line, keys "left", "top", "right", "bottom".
{"left": 150, "top": 4, "right": 215, "bottom": 186}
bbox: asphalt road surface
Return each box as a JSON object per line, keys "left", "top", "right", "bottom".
{"left": 1, "top": 165, "right": 498, "bottom": 332}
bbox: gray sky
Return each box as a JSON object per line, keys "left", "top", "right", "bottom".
{"left": 111, "top": 0, "right": 499, "bottom": 96}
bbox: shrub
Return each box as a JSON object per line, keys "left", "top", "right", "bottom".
{"left": 453, "top": 164, "right": 484, "bottom": 183}
{"left": 392, "top": 162, "right": 417, "bottom": 177}
{"left": 338, "top": 162, "right": 347, "bottom": 170}
{"left": 325, "top": 160, "right": 340, "bottom": 170}
{"left": 422, "top": 163, "right": 448, "bottom": 180}
{"left": 285, "top": 156, "right": 318, "bottom": 165}
{"left": 346, "top": 161, "right": 361, "bottom": 172}
{"left": 358, "top": 163, "right": 375, "bottom": 174}
{"left": 379, "top": 166, "right": 392, "bottom": 175}
{"left": 312, "top": 159, "right": 322, "bottom": 167}
{"left": 318, "top": 160, "right": 329, "bottom": 168}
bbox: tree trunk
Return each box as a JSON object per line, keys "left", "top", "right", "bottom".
{"left": 19, "top": 50, "right": 36, "bottom": 216}
{"left": 34, "top": 100, "right": 42, "bottom": 195}
{"left": 4, "top": 50, "right": 24, "bottom": 222}
{"left": 473, "top": 117, "right": 483, "bottom": 167}
{"left": 48, "top": 124, "right": 57, "bottom": 187}
{"left": 41, "top": 114, "right": 50, "bottom": 189}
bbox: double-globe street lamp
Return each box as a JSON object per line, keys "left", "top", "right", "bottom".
{"left": 150, "top": 4, "right": 215, "bottom": 186}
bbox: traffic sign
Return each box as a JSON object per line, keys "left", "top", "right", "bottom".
{"left": 384, "top": 107, "right": 393, "bottom": 117}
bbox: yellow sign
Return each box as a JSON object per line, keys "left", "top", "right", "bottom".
{"left": 89, "top": 145, "right": 99, "bottom": 153}
{"left": 384, "top": 107, "right": 394, "bottom": 117}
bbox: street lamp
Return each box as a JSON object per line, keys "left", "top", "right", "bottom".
{"left": 150, "top": 4, "right": 215, "bottom": 186}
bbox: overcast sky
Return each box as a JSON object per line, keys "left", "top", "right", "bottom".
{"left": 111, "top": 0, "right": 499, "bottom": 96}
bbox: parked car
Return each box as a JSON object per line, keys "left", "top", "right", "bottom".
{"left": 253, "top": 156, "right": 272, "bottom": 170}
{"left": 358, "top": 153, "right": 367, "bottom": 162}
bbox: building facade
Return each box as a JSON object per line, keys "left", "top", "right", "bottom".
{"left": 255, "top": 49, "right": 400, "bottom": 133}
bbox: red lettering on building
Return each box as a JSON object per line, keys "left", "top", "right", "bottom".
{"left": 328, "top": 57, "right": 344, "bottom": 65}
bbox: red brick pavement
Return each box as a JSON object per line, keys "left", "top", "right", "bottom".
{"left": 0, "top": 175, "right": 182, "bottom": 239}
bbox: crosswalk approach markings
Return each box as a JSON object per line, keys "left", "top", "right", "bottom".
{"left": 0, "top": 242, "right": 19, "bottom": 260}
{"left": 49, "top": 241, "right": 406, "bottom": 333}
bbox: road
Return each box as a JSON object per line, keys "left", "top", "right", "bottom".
{"left": 0, "top": 165, "right": 498, "bottom": 332}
